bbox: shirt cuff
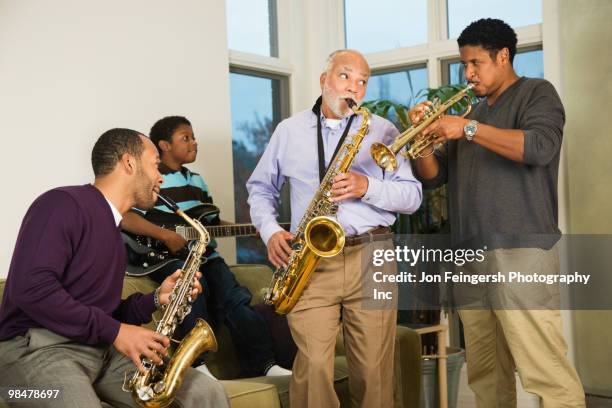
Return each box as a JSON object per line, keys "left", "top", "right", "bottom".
{"left": 140, "top": 293, "right": 157, "bottom": 316}
{"left": 261, "top": 223, "right": 284, "bottom": 246}
{"left": 361, "top": 176, "right": 383, "bottom": 206}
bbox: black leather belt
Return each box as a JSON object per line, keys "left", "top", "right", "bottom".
{"left": 345, "top": 226, "right": 393, "bottom": 247}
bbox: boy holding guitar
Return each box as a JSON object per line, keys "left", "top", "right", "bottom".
{"left": 122, "top": 116, "right": 291, "bottom": 378}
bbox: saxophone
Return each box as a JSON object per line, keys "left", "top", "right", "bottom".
{"left": 123, "top": 195, "right": 218, "bottom": 408}
{"left": 264, "top": 99, "right": 370, "bottom": 315}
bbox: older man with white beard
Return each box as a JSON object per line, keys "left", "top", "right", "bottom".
{"left": 247, "top": 49, "right": 422, "bottom": 408}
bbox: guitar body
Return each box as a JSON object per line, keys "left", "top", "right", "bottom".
{"left": 122, "top": 203, "right": 288, "bottom": 277}
{"left": 123, "top": 204, "right": 219, "bottom": 276}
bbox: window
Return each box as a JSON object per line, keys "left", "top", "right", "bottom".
{"left": 229, "top": 68, "right": 289, "bottom": 264}
{"left": 344, "top": 0, "right": 428, "bottom": 53}
{"left": 365, "top": 65, "right": 429, "bottom": 106}
{"left": 447, "top": 0, "right": 542, "bottom": 39}
{"left": 445, "top": 47, "right": 544, "bottom": 85}
{"left": 226, "top": 0, "right": 278, "bottom": 57}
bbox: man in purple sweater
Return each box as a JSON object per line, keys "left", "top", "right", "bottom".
{"left": 0, "top": 128, "right": 229, "bottom": 407}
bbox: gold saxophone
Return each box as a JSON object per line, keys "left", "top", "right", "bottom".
{"left": 123, "top": 195, "right": 218, "bottom": 408}
{"left": 264, "top": 99, "right": 370, "bottom": 315}
{"left": 370, "top": 83, "right": 475, "bottom": 171}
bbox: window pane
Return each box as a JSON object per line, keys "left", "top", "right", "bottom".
{"left": 447, "top": 48, "right": 543, "bottom": 85}
{"left": 447, "top": 0, "right": 542, "bottom": 39}
{"left": 230, "top": 71, "right": 288, "bottom": 264}
{"left": 345, "top": 0, "right": 427, "bottom": 53}
{"left": 514, "top": 49, "right": 543, "bottom": 78}
{"left": 364, "top": 66, "right": 428, "bottom": 129}
{"left": 227, "top": 0, "right": 278, "bottom": 57}
{"left": 365, "top": 66, "right": 429, "bottom": 105}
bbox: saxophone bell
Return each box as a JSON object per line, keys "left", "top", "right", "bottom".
{"left": 303, "top": 216, "right": 345, "bottom": 258}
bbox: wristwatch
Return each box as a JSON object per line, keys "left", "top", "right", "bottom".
{"left": 463, "top": 120, "right": 478, "bottom": 141}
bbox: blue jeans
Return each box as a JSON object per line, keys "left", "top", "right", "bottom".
{"left": 151, "top": 256, "right": 275, "bottom": 376}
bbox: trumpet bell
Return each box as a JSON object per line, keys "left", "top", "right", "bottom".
{"left": 371, "top": 142, "right": 398, "bottom": 172}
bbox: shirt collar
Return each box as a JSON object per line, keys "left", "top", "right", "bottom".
{"left": 103, "top": 197, "right": 123, "bottom": 227}
{"left": 159, "top": 162, "right": 189, "bottom": 176}
{"left": 319, "top": 112, "right": 350, "bottom": 130}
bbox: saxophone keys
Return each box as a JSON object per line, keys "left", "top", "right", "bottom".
{"left": 153, "top": 381, "right": 166, "bottom": 394}
{"left": 136, "top": 386, "right": 155, "bottom": 401}
{"left": 121, "top": 372, "right": 133, "bottom": 392}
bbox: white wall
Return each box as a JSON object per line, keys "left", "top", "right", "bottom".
{"left": 0, "top": 0, "right": 237, "bottom": 278}
{"left": 559, "top": 0, "right": 612, "bottom": 396}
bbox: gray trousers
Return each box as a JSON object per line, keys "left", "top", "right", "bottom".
{"left": 0, "top": 328, "right": 229, "bottom": 408}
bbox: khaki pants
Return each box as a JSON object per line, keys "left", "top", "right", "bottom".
{"left": 287, "top": 241, "right": 397, "bottom": 408}
{"left": 0, "top": 328, "right": 229, "bottom": 408}
{"left": 458, "top": 246, "right": 585, "bottom": 408}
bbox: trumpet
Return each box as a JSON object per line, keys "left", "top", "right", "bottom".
{"left": 370, "top": 83, "right": 475, "bottom": 171}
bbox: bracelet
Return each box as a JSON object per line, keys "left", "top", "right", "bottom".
{"left": 153, "top": 287, "right": 162, "bottom": 310}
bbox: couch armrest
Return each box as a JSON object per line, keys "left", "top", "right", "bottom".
{"left": 228, "top": 264, "right": 273, "bottom": 306}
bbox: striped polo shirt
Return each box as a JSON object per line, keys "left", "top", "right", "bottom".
{"left": 151, "top": 163, "right": 219, "bottom": 259}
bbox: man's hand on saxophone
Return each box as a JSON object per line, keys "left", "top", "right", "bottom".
{"left": 113, "top": 269, "right": 204, "bottom": 374}
{"left": 158, "top": 269, "right": 203, "bottom": 305}
{"left": 268, "top": 230, "right": 294, "bottom": 268}
{"left": 113, "top": 324, "right": 170, "bottom": 374}
{"left": 330, "top": 171, "right": 368, "bottom": 202}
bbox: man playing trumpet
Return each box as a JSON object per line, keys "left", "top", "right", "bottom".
{"left": 410, "top": 18, "right": 585, "bottom": 407}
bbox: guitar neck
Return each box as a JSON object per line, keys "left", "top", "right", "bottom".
{"left": 176, "top": 223, "right": 263, "bottom": 240}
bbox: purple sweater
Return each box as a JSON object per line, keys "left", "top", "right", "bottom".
{"left": 0, "top": 185, "right": 155, "bottom": 345}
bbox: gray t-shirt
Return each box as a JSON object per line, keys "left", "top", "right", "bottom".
{"left": 419, "top": 77, "right": 564, "bottom": 249}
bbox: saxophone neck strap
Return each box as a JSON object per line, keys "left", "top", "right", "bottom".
{"left": 313, "top": 96, "right": 356, "bottom": 183}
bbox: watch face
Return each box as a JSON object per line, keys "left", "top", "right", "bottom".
{"left": 464, "top": 121, "right": 477, "bottom": 140}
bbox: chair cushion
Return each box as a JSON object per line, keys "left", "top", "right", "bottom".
{"left": 222, "top": 380, "right": 281, "bottom": 408}
{"left": 233, "top": 357, "right": 349, "bottom": 408}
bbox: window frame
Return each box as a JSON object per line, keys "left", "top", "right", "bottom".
{"left": 226, "top": 0, "right": 280, "bottom": 58}
{"left": 229, "top": 66, "right": 291, "bottom": 124}
{"left": 345, "top": 0, "right": 543, "bottom": 90}
{"left": 440, "top": 44, "right": 544, "bottom": 85}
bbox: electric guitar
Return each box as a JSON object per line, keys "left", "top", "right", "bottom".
{"left": 122, "top": 203, "right": 289, "bottom": 276}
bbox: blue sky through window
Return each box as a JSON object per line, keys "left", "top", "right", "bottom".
{"left": 345, "top": 0, "right": 427, "bottom": 53}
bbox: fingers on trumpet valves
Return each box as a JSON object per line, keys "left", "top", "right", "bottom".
{"left": 408, "top": 100, "right": 434, "bottom": 124}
